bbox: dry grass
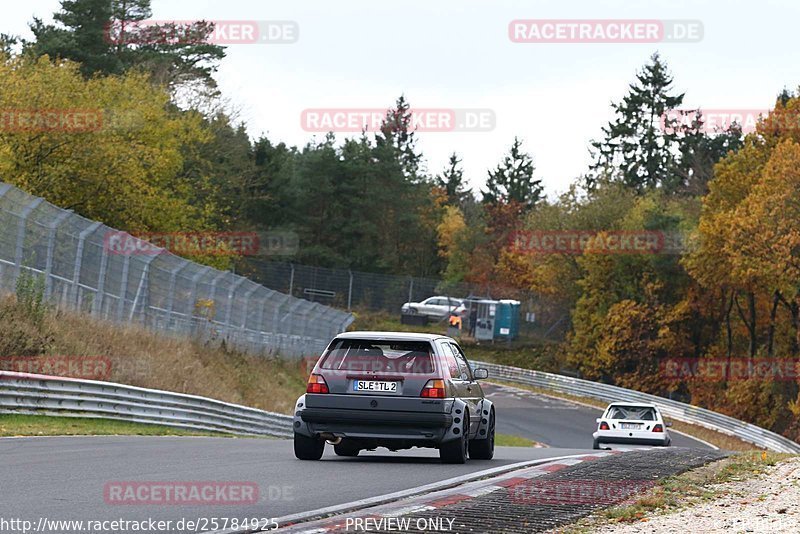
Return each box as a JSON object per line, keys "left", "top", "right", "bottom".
{"left": 0, "top": 296, "right": 307, "bottom": 414}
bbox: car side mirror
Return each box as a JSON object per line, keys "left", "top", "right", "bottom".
{"left": 665, "top": 422, "right": 673, "bottom": 427}
{"left": 472, "top": 368, "right": 489, "bottom": 380}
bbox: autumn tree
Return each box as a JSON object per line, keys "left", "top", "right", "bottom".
{"left": 0, "top": 54, "right": 213, "bottom": 233}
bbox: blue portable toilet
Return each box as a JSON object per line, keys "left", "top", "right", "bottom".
{"left": 494, "top": 300, "right": 520, "bottom": 340}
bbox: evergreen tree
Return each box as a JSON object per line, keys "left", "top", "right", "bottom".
{"left": 376, "top": 95, "right": 422, "bottom": 180}
{"left": 483, "top": 137, "right": 542, "bottom": 210}
{"left": 29, "top": 0, "right": 120, "bottom": 76}
{"left": 28, "top": 0, "right": 225, "bottom": 88}
{"left": 436, "top": 153, "right": 470, "bottom": 205}
{"left": 589, "top": 53, "right": 685, "bottom": 192}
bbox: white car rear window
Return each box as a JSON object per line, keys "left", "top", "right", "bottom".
{"left": 607, "top": 406, "right": 657, "bottom": 421}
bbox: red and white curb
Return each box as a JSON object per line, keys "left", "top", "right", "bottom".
{"left": 274, "top": 450, "right": 629, "bottom": 533}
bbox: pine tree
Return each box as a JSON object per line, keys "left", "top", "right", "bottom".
{"left": 589, "top": 53, "right": 685, "bottom": 192}
{"left": 436, "top": 153, "right": 470, "bottom": 205}
{"left": 28, "top": 0, "right": 225, "bottom": 89}
{"left": 483, "top": 137, "right": 542, "bottom": 210}
{"left": 376, "top": 95, "right": 422, "bottom": 180}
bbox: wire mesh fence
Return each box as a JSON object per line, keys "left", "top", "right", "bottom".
{"left": 239, "top": 260, "right": 570, "bottom": 341}
{"left": 0, "top": 182, "right": 353, "bottom": 358}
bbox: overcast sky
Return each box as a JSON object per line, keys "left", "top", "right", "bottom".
{"left": 4, "top": 0, "right": 798, "bottom": 197}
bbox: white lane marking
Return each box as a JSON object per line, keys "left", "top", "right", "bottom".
{"left": 206, "top": 453, "right": 600, "bottom": 534}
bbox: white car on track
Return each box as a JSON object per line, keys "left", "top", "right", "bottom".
{"left": 593, "top": 402, "right": 672, "bottom": 449}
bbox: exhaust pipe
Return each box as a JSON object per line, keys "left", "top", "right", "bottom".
{"left": 320, "top": 433, "right": 342, "bottom": 444}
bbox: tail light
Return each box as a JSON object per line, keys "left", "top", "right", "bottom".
{"left": 306, "top": 374, "right": 329, "bottom": 394}
{"left": 599, "top": 421, "right": 610, "bottom": 430}
{"left": 421, "top": 379, "right": 446, "bottom": 398}
{"left": 652, "top": 424, "right": 664, "bottom": 433}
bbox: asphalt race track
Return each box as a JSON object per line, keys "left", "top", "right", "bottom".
{"left": 485, "top": 383, "right": 711, "bottom": 449}
{"left": 0, "top": 386, "right": 711, "bottom": 531}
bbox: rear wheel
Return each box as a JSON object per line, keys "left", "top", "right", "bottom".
{"left": 469, "top": 409, "right": 495, "bottom": 460}
{"left": 592, "top": 438, "right": 602, "bottom": 450}
{"left": 294, "top": 433, "right": 324, "bottom": 460}
{"left": 440, "top": 414, "right": 469, "bottom": 464}
{"left": 334, "top": 441, "right": 360, "bottom": 457}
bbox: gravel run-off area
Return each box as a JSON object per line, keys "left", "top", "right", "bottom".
{"left": 596, "top": 457, "right": 800, "bottom": 534}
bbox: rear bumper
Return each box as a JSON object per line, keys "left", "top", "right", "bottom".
{"left": 293, "top": 394, "right": 464, "bottom": 444}
{"left": 300, "top": 408, "right": 453, "bottom": 427}
{"left": 593, "top": 432, "right": 670, "bottom": 446}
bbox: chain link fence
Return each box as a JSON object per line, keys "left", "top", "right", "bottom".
{"left": 0, "top": 182, "right": 353, "bottom": 358}
{"left": 239, "top": 260, "right": 570, "bottom": 339}
{"left": 241, "top": 261, "right": 500, "bottom": 311}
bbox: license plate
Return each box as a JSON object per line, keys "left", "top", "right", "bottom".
{"left": 620, "top": 423, "right": 642, "bottom": 429}
{"left": 353, "top": 380, "right": 398, "bottom": 393}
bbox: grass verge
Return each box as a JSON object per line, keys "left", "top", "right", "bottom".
{"left": 496, "top": 433, "right": 542, "bottom": 447}
{"left": 0, "top": 414, "right": 236, "bottom": 438}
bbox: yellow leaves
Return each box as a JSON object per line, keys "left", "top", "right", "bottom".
{"left": 0, "top": 54, "right": 212, "bottom": 234}
{"left": 436, "top": 205, "right": 466, "bottom": 260}
{"left": 687, "top": 97, "right": 800, "bottom": 295}
{"left": 717, "top": 140, "right": 800, "bottom": 294}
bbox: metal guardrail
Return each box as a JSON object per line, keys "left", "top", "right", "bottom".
{"left": 0, "top": 371, "right": 293, "bottom": 438}
{"left": 4, "top": 361, "right": 799, "bottom": 453}
{"left": 474, "top": 360, "right": 800, "bottom": 453}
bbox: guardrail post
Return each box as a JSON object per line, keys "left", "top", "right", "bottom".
{"left": 70, "top": 221, "right": 102, "bottom": 309}
{"left": 13, "top": 197, "right": 44, "bottom": 284}
{"left": 43, "top": 210, "right": 73, "bottom": 300}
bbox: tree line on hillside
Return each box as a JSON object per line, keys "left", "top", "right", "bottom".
{"left": 3, "top": 0, "right": 800, "bottom": 441}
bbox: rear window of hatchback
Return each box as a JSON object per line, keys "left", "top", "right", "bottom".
{"left": 320, "top": 339, "right": 436, "bottom": 374}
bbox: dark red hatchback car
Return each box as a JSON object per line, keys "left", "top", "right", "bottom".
{"left": 293, "top": 331, "right": 495, "bottom": 463}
